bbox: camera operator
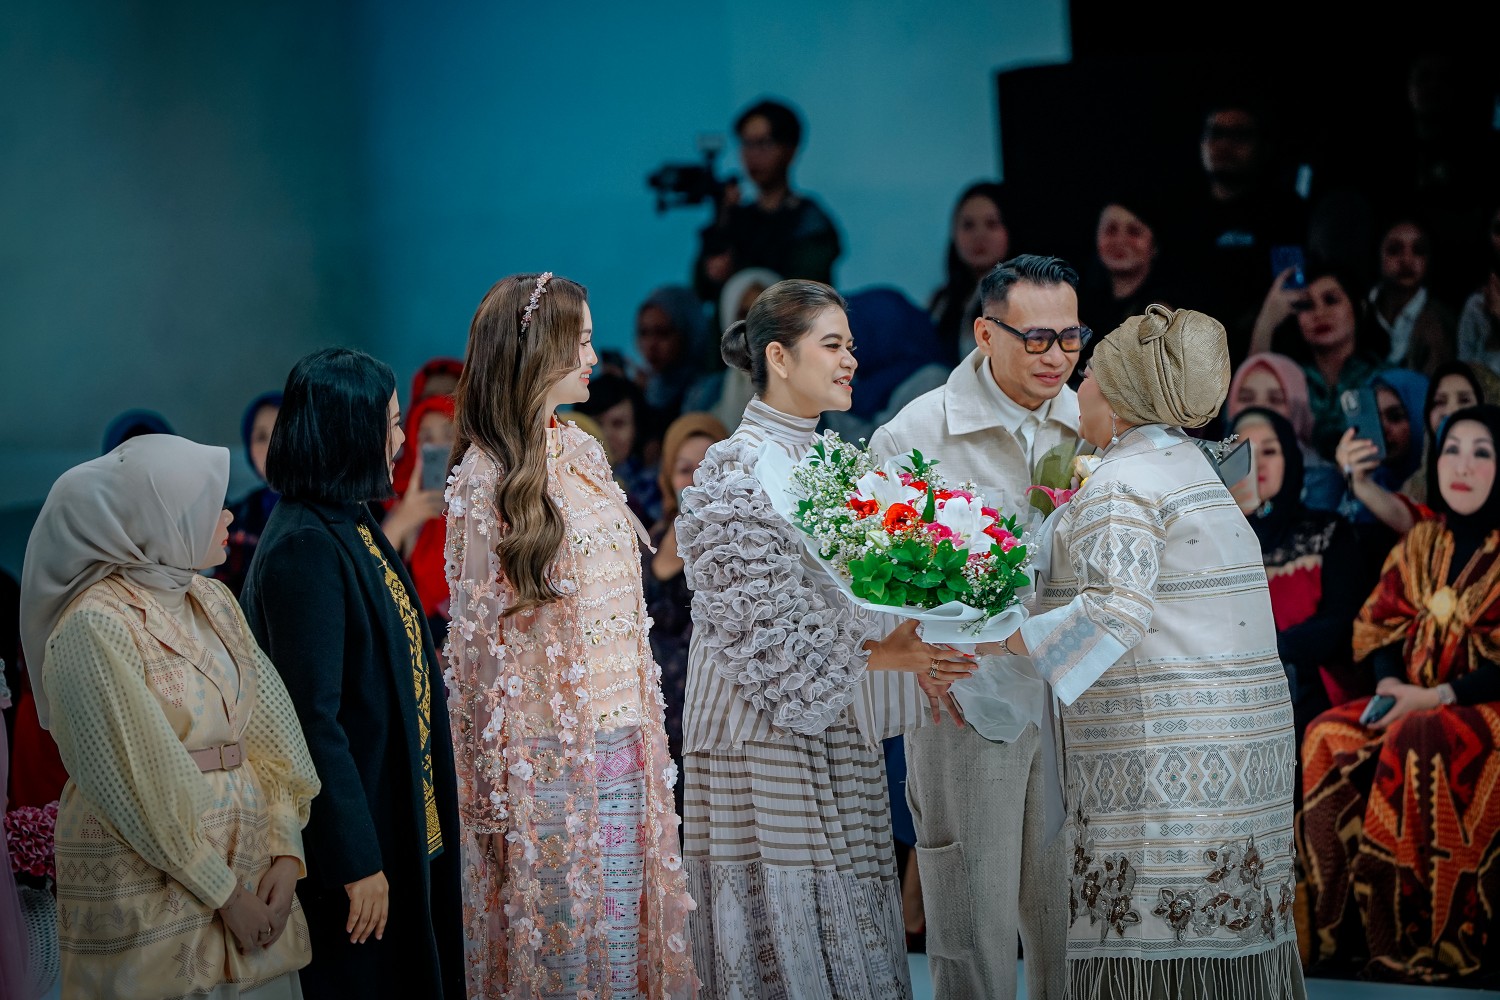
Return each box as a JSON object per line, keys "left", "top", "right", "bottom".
{"left": 693, "top": 99, "right": 842, "bottom": 304}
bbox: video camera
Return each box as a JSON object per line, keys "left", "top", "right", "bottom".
{"left": 647, "top": 134, "right": 737, "bottom": 214}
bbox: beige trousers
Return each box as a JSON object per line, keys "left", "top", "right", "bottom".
{"left": 905, "top": 722, "right": 1068, "bottom": 1000}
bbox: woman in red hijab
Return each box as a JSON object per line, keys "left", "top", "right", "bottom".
{"left": 382, "top": 394, "right": 456, "bottom": 636}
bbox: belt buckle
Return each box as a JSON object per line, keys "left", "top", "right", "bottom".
{"left": 218, "top": 743, "right": 243, "bottom": 770}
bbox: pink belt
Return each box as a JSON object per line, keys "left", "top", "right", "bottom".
{"left": 188, "top": 742, "right": 244, "bottom": 772}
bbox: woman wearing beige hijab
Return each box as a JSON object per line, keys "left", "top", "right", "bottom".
{"left": 19, "top": 434, "right": 320, "bottom": 1000}
{"left": 997, "top": 305, "right": 1305, "bottom": 998}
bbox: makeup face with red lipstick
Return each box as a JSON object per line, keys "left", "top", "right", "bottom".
{"left": 1437, "top": 419, "right": 1496, "bottom": 516}
{"left": 1295, "top": 276, "right": 1357, "bottom": 353}
{"left": 197, "top": 508, "right": 234, "bottom": 570}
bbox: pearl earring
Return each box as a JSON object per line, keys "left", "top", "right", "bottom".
{"left": 1109, "top": 413, "right": 1120, "bottom": 447}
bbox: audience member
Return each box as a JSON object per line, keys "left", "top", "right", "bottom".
{"left": 241, "top": 348, "right": 465, "bottom": 999}
{"left": 822, "top": 286, "right": 949, "bottom": 443}
{"left": 693, "top": 98, "right": 841, "bottom": 302}
{"left": 1173, "top": 100, "right": 1307, "bottom": 361}
{"left": 634, "top": 285, "right": 712, "bottom": 423}
{"left": 382, "top": 393, "right": 456, "bottom": 637}
{"left": 684, "top": 267, "right": 780, "bottom": 430}
{"left": 570, "top": 372, "right": 662, "bottom": 523}
{"left": 213, "top": 391, "right": 281, "bottom": 596}
{"left": 1227, "top": 353, "right": 1345, "bottom": 510}
{"left": 1334, "top": 369, "right": 1428, "bottom": 534}
{"left": 20, "top": 434, "right": 318, "bottom": 998}
{"left": 1077, "top": 192, "right": 1184, "bottom": 371}
{"left": 1368, "top": 215, "right": 1456, "bottom": 374}
{"left": 1232, "top": 409, "right": 1364, "bottom": 742}
{"left": 1302, "top": 404, "right": 1500, "bottom": 986}
{"left": 408, "top": 356, "right": 463, "bottom": 407}
{"left": 100, "top": 408, "right": 172, "bottom": 454}
{"left": 927, "top": 181, "right": 1011, "bottom": 364}
{"left": 644, "top": 411, "right": 728, "bottom": 807}
{"left": 1402, "top": 360, "right": 1485, "bottom": 504}
{"left": 1250, "top": 267, "right": 1391, "bottom": 459}
{"left": 1456, "top": 199, "right": 1500, "bottom": 370}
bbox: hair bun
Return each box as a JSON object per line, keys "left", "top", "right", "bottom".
{"left": 721, "top": 320, "right": 753, "bottom": 373}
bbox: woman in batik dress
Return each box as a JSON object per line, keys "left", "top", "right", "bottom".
{"left": 444, "top": 272, "right": 696, "bottom": 999}
{"left": 20, "top": 434, "right": 319, "bottom": 1000}
{"left": 1006, "top": 306, "right": 1306, "bottom": 999}
{"left": 1302, "top": 404, "right": 1500, "bottom": 986}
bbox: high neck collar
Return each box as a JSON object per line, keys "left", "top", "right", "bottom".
{"left": 742, "top": 397, "right": 819, "bottom": 448}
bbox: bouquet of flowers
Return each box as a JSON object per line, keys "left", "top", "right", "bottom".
{"left": 757, "top": 434, "right": 1030, "bottom": 643}
{"left": 4, "top": 801, "right": 58, "bottom": 884}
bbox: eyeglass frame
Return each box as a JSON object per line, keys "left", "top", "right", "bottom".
{"left": 982, "top": 316, "right": 1093, "bottom": 354}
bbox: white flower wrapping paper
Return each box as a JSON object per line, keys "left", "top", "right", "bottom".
{"left": 756, "top": 441, "right": 1050, "bottom": 742}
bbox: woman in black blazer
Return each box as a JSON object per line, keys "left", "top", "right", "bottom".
{"left": 241, "top": 347, "right": 464, "bottom": 999}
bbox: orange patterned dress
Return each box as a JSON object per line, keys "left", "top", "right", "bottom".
{"left": 1301, "top": 520, "right": 1500, "bottom": 983}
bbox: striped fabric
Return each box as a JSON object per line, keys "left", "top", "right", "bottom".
{"left": 679, "top": 398, "right": 913, "bottom": 1000}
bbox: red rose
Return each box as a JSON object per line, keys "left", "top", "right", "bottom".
{"left": 882, "top": 502, "right": 918, "bottom": 532}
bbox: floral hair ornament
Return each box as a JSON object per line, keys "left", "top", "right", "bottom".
{"left": 520, "top": 271, "right": 554, "bottom": 334}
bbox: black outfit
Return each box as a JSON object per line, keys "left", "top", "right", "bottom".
{"left": 241, "top": 499, "right": 465, "bottom": 1000}
{"left": 643, "top": 523, "right": 690, "bottom": 774}
{"left": 1168, "top": 185, "right": 1307, "bottom": 364}
{"left": 694, "top": 194, "right": 841, "bottom": 301}
{"left": 1074, "top": 262, "right": 1187, "bottom": 387}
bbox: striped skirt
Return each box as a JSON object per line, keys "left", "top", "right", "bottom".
{"left": 533, "top": 725, "right": 647, "bottom": 999}
{"left": 683, "top": 716, "right": 910, "bottom": 1000}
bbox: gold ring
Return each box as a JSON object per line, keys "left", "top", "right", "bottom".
{"left": 928, "top": 662, "right": 938, "bottom": 679}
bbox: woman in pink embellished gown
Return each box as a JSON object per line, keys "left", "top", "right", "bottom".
{"left": 444, "top": 272, "right": 698, "bottom": 999}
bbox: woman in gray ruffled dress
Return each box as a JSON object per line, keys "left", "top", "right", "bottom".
{"left": 677, "top": 279, "right": 974, "bottom": 1000}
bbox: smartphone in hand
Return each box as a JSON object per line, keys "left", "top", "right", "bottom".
{"left": 1359, "top": 693, "right": 1396, "bottom": 726}
{"left": 419, "top": 443, "right": 450, "bottom": 492}
{"left": 1270, "top": 245, "right": 1307, "bottom": 290}
{"left": 1341, "top": 388, "right": 1386, "bottom": 461}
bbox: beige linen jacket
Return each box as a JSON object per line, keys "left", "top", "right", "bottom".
{"left": 868, "top": 348, "right": 1082, "bottom": 513}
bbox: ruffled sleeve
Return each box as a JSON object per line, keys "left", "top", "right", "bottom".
{"left": 44, "top": 607, "right": 238, "bottom": 908}
{"left": 677, "top": 438, "right": 873, "bottom": 736}
{"left": 1020, "top": 479, "right": 1165, "bottom": 705}
{"left": 443, "top": 448, "right": 514, "bottom": 836}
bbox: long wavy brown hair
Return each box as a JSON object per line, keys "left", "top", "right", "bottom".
{"left": 451, "top": 273, "right": 589, "bottom": 615}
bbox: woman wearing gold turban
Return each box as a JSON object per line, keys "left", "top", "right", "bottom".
{"left": 995, "top": 305, "right": 1306, "bottom": 998}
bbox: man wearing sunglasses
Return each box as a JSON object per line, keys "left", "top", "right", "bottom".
{"left": 870, "top": 254, "right": 1082, "bottom": 1000}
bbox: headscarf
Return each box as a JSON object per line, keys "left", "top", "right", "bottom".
{"left": 656, "top": 412, "right": 729, "bottom": 522}
{"left": 641, "top": 286, "right": 709, "bottom": 365}
{"left": 240, "top": 391, "right": 282, "bottom": 482}
{"left": 409, "top": 357, "right": 463, "bottom": 407}
{"left": 1422, "top": 361, "right": 1485, "bottom": 442}
{"left": 1091, "top": 304, "right": 1230, "bottom": 430}
{"left": 1370, "top": 368, "right": 1429, "bottom": 485}
{"left": 718, "top": 268, "right": 781, "bottom": 330}
{"left": 1426, "top": 404, "right": 1500, "bottom": 537}
{"left": 843, "top": 287, "right": 945, "bottom": 420}
{"left": 1227, "top": 353, "right": 1315, "bottom": 444}
{"left": 20, "top": 435, "right": 229, "bottom": 729}
{"left": 100, "top": 408, "right": 173, "bottom": 455}
{"left": 1232, "top": 407, "right": 1305, "bottom": 551}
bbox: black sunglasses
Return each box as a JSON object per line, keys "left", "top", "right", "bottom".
{"left": 983, "top": 316, "right": 1093, "bottom": 354}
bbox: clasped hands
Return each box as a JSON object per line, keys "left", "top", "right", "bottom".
{"left": 1369, "top": 676, "right": 1443, "bottom": 731}
{"left": 217, "top": 855, "right": 300, "bottom": 955}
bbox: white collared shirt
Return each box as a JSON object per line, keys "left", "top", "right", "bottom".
{"left": 1370, "top": 284, "right": 1429, "bottom": 366}
{"left": 978, "top": 356, "right": 1051, "bottom": 465}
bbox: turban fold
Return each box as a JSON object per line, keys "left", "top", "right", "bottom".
{"left": 1091, "top": 304, "right": 1230, "bottom": 429}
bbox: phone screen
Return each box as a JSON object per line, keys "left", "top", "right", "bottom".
{"left": 1215, "top": 439, "right": 1254, "bottom": 488}
{"left": 1341, "top": 388, "right": 1387, "bottom": 461}
{"left": 420, "top": 444, "right": 450, "bottom": 492}
{"left": 1270, "top": 245, "right": 1307, "bottom": 290}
